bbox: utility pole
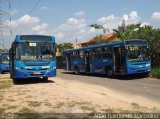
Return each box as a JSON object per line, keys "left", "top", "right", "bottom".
{"left": 76, "top": 38, "right": 78, "bottom": 48}
{"left": 0, "top": 0, "right": 11, "bottom": 51}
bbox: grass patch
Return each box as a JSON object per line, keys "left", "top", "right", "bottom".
{"left": 0, "top": 95, "right": 4, "bottom": 101}
{"left": 7, "top": 105, "right": 19, "bottom": 110}
{"left": 0, "top": 108, "right": 6, "bottom": 114}
{"left": 28, "top": 101, "right": 41, "bottom": 107}
{"left": 131, "top": 102, "right": 141, "bottom": 110}
{"left": 116, "top": 108, "right": 131, "bottom": 113}
{"left": 25, "top": 95, "right": 33, "bottom": 98}
{"left": 6, "top": 99, "right": 15, "bottom": 102}
{"left": 19, "top": 107, "right": 40, "bottom": 119}
{"left": 44, "top": 102, "right": 52, "bottom": 107}
{"left": 151, "top": 67, "right": 160, "bottom": 79}
{"left": 0, "top": 80, "right": 12, "bottom": 90}
{"left": 67, "top": 101, "right": 92, "bottom": 108}
{"left": 54, "top": 102, "right": 64, "bottom": 108}
{"left": 80, "top": 105, "right": 95, "bottom": 112}
{"left": 101, "top": 107, "right": 115, "bottom": 113}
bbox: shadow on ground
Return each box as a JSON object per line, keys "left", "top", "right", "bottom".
{"left": 13, "top": 78, "right": 55, "bottom": 85}
{"left": 61, "top": 71, "right": 149, "bottom": 80}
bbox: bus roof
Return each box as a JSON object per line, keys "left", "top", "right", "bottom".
{"left": 15, "top": 35, "right": 55, "bottom": 43}
{"left": 63, "top": 39, "right": 147, "bottom": 53}
{"left": 0, "top": 52, "right": 9, "bottom": 56}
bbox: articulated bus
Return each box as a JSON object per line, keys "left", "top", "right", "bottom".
{"left": 9, "top": 35, "right": 56, "bottom": 82}
{"left": 0, "top": 52, "right": 9, "bottom": 74}
{"left": 62, "top": 39, "right": 151, "bottom": 77}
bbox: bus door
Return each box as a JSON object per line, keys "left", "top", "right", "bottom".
{"left": 66, "top": 53, "right": 71, "bottom": 70}
{"left": 113, "top": 46, "right": 125, "bottom": 75}
{"left": 84, "top": 51, "right": 90, "bottom": 72}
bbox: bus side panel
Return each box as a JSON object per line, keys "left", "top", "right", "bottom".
{"left": 71, "top": 59, "right": 85, "bottom": 72}
{"left": 91, "top": 59, "right": 104, "bottom": 74}
{"left": 90, "top": 58, "right": 113, "bottom": 74}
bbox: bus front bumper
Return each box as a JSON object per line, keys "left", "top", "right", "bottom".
{"left": 127, "top": 66, "right": 151, "bottom": 75}
{"left": 14, "top": 69, "right": 56, "bottom": 79}
{"left": 0, "top": 66, "right": 9, "bottom": 72}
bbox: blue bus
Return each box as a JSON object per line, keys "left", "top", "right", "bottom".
{"left": 9, "top": 35, "right": 56, "bottom": 82}
{"left": 62, "top": 39, "right": 151, "bottom": 77}
{"left": 0, "top": 52, "right": 10, "bottom": 74}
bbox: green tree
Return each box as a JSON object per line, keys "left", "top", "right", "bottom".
{"left": 113, "top": 21, "right": 141, "bottom": 40}
{"left": 56, "top": 43, "right": 73, "bottom": 69}
{"left": 56, "top": 43, "right": 73, "bottom": 55}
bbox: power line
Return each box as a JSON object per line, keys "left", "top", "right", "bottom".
{"left": 28, "top": 0, "right": 40, "bottom": 15}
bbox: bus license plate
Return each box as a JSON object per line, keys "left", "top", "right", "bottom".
{"left": 33, "top": 72, "right": 41, "bottom": 74}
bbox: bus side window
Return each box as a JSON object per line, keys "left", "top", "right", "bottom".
{"left": 92, "top": 48, "right": 101, "bottom": 59}
{"left": 80, "top": 51, "right": 84, "bottom": 59}
{"left": 102, "top": 46, "right": 112, "bottom": 59}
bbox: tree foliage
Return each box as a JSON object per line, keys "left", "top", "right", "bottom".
{"left": 56, "top": 43, "right": 74, "bottom": 55}
{"left": 89, "top": 35, "right": 111, "bottom": 45}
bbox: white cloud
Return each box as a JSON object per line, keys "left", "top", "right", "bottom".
{"left": 10, "top": 9, "right": 18, "bottom": 16}
{"left": 96, "top": 11, "right": 140, "bottom": 31}
{"left": 151, "top": 12, "right": 160, "bottom": 20}
{"left": 140, "top": 22, "right": 150, "bottom": 27}
{"left": 41, "top": 6, "right": 50, "bottom": 10}
{"left": 4, "top": 15, "right": 49, "bottom": 48}
{"left": 6, "top": 15, "right": 48, "bottom": 35}
{"left": 51, "top": 11, "right": 145, "bottom": 44}
{"left": 52, "top": 17, "right": 87, "bottom": 43}
{"left": 74, "top": 11, "right": 85, "bottom": 17}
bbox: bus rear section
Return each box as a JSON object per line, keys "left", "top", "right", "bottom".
{"left": 0, "top": 53, "right": 9, "bottom": 74}
{"left": 9, "top": 35, "right": 56, "bottom": 82}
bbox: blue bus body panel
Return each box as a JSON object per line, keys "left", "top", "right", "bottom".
{"left": 0, "top": 64, "right": 9, "bottom": 72}
{"left": 14, "top": 60, "right": 56, "bottom": 78}
{"left": 71, "top": 59, "right": 84, "bottom": 72}
{"left": 91, "top": 58, "right": 113, "bottom": 74}
{"left": 126, "top": 61, "right": 151, "bottom": 75}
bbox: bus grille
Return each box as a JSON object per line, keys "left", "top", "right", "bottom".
{"left": 24, "top": 62, "right": 50, "bottom": 66}
{"left": 30, "top": 73, "right": 44, "bottom": 76}
{"left": 137, "top": 70, "right": 146, "bottom": 72}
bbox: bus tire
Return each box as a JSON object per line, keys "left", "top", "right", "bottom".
{"left": 43, "top": 77, "right": 48, "bottom": 81}
{"left": 10, "top": 74, "right": 13, "bottom": 79}
{"left": 13, "top": 78, "right": 18, "bottom": 84}
{"left": 75, "top": 67, "right": 80, "bottom": 75}
{"left": 106, "top": 68, "right": 113, "bottom": 78}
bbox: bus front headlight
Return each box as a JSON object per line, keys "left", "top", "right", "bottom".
{"left": 146, "top": 64, "right": 151, "bottom": 69}
{"left": 50, "top": 66, "right": 56, "bottom": 70}
{"left": 15, "top": 67, "right": 22, "bottom": 71}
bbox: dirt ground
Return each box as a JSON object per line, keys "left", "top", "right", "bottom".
{"left": 0, "top": 73, "right": 160, "bottom": 118}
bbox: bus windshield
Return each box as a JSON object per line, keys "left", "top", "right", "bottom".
{"left": 1, "top": 53, "right": 9, "bottom": 64}
{"left": 16, "top": 42, "right": 56, "bottom": 61}
{"left": 127, "top": 45, "right": 150, "bottom": 62}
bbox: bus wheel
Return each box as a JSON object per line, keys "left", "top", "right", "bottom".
{"left": 13, "top": 78, "right": 18, "bottom": 84}
{"left": 75, "top": 67, "right": 80, "bottom": 75}
{"left": 10, "top": 74, "right": 13, "bottom": 79}
{"left": 43, "top": 77, "right": 48, "bottom": 81}
{"left": 106, "top": 68, "right": 113, "bottom": 78}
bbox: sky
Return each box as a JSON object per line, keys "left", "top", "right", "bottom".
{"left": 1, "top": 0, "right": 160, "bottom": 48}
